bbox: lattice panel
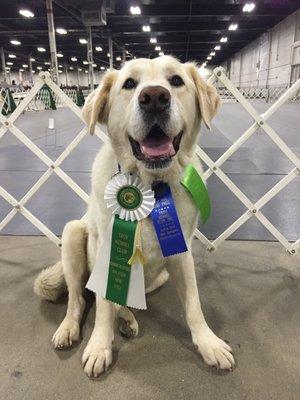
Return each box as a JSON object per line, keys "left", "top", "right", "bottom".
{"left": 0, "top": 70, "right": 299, "bottom": 255}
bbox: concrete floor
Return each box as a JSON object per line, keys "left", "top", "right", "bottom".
{"left": 0, "top": 235, "right": 299, "bottom": 400}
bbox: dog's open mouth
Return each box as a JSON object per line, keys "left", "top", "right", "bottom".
{"left": 129, "top": 125, "right": 183, "bottom": 168}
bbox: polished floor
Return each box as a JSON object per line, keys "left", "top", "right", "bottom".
{"left": 0, "top": 101, "right": 299, "bottom": 240}
{"left": 0, "top": 236, "right": 299, "bottom": 400}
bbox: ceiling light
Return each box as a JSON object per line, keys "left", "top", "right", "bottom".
{"left": 214, "top": 45, "right": 221, "bottom": 50}
{"left": 19, "top": 68, "right": 24, "bottom": 72}
{"left": 150, "top": 37, "right": 157, "bottom": 43}
{"left": 207, "top": 56, "right": 212, "bottom": 60}
{"left": 92, "top": 63, "right": 97, "bottom": 67}
{"left": 116, "top": 56, "right": 121, "bottom": 61}
{"left": 71, "top": 57, "right": 77, "bottom": 61}
{"left": 95, "top": 46, "right": 103, "bottom": 51}
{"left": 210, "top": 52, "right": 215, "bottom": 56}
{"left": 56, "top": 28, "right": 67, "bottom": 35}
{"left": 228, "top": 23, "right": 238, "bottom": 31}
{"left": 37, "top": 66, "right": 42, "bottom": 70}
{"left": 85, "top": 70, "right": 88, "bottom": 74}
{"left": 57, "top": 53, "right": 63, "bottom": 58}
{"left": 58, "top": 70, "right": 63, "bottom": 74}
{"left": 5, "top": 67, "right": 10, "bottom": 71}
{"left": 45, "top": 61, "right": 50, "bottom": 65}
{"left": 32, "top": 70, "right": 35, "bottom": 73}
{"left": 100, "top": 66, "right": 105, "bottom": 70}
{"left": 19, "top": 9, "right": 34, "bottom": 18}
{"left": 159, "top": 51, "right": 164, "bottom": 56}
{"left": 126, "top": 50, "right": 129, "bottom": 55}
{"left": 107, "top": 53, "right": 110, "bottom": 57}
{"left": 69, "top": 67, "right": 74, "bottom": 70}
{"left": 83, "top": 61, "right": 88, "bottom": 65}
{"left": 7, "top": 62, "right": 13, "bottom": 65}
{"left": 37, "top": 47, "right": 46, "bottom": 52}
{"left": 78, "top": 68, "right": 82, "bottom": 71}
{"left": 10, "top": 40, "right": 21, "bottom": 45}
{"left": 243, "top": 2, "right": 255, "bottom": 13}
{"left": 30, "top": 57, "right": 35, "bottom": 62}
{"left": 142, "top": 25, "right": 151, "bottom": 32}
{"left": 79, "top": 38, "right": 88, "bottom": 44}
{"left": 22, "top": 64, "right": 28, "bottom": 67}
{"left": 220, "top": 37, "right": 228, "bottom": 43}
{"left": 59, "top": 64, "right": 63, "bottom": 68}
{"left": 155, "top": 46, "right": 161, "bottom": 51}
{"left": 8, "top": 54, "right": 16, "bottom": 58}
{"left": 130, "top": 6, "right": 141, "bottom": 15}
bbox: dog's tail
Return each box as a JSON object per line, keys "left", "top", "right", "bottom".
{"left": 34, "top": 261, "right": 66, "bottom": 301}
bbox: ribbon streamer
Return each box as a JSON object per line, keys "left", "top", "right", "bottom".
{"left": 181, "top": 164, "right": 211, "bottom": 223}
{"left": 151, "top": 182, "right": 188, "bottom": 257}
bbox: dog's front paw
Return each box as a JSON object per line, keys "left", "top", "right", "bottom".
{"left": 82, "top": 340, "right": 112, "bottom": 378}
{"left": 52, "top": 318, "right": 80, "bottom": 349}
{"left": 194, "top": 326, "right": 235, "bottom": 370}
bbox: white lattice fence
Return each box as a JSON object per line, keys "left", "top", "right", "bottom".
{"left": 54, "top": 88, "right": 77, "bottom": 107}
{"left": 217, "top": 84, "right": 300, "bottom": 103}
{"left": 0, "top": 86, "right": 78, "bottom": 112}
{"left": 0, "top": 69, "right": 299, "bottom": 255}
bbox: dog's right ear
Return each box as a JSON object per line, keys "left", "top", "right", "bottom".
{"left": 82, "top": 70, "right": 118, "bottom": 134}
{"left": 185, "top": 63, "right": 221, "bottom": 130}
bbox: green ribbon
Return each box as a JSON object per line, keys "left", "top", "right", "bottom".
{"left": 181, "top": 164, "right": 211, "bottom": 223}
{"left": 105, "top": 216, "right": 137, "bottom": 305}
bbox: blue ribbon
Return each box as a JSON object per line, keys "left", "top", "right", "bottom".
{"left": 150, "top": 182, "right": 188, "bottom": 257}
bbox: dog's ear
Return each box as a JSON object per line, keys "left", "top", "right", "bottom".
{"left": 82, "top": 70, "right": 118, "bottom": 134}
{"left": 186, "top": 63, "right": 221, "bottom": 130}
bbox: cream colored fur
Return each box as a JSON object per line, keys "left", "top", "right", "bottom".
{"left": 34, "top": 56, "right": 234, "bottom": 378}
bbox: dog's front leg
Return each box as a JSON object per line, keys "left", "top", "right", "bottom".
{"left": 82, "top": 296, "right": 115, "bottom": 378}
{"left": 166, "top": 251, "right": 235, "bottom": 370}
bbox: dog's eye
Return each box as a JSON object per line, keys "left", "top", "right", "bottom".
{"left": 123, "top": 78, "right": 137, "bottom": 90}
{"left": 169, "top": 75, "right": 184, "bottom": 87}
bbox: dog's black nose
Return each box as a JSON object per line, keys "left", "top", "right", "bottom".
{"left": 138, "top": 85, "right": 171, "bottom": 112}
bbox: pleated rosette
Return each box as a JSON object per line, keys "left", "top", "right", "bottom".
{"left": 104, "top": 173, "right": 155, "bottom": 221}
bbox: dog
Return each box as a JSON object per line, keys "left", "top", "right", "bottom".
{"left": 34, "top": 55, "right": 235, "bottom": 378}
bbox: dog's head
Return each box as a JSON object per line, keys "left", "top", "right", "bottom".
{"left": 83, "top": 56, "right": 220, "bottom": 174}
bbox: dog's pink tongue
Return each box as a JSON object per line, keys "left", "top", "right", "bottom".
{"left": 140, "top": 136, "right": 175, "bottom": 158}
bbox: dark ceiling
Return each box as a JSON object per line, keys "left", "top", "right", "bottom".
{"left": 0, "top": 0, "right": 299, "bottom": 72}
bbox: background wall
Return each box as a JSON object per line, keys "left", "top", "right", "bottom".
{"left": 224, "top": 10, "right": 300, "bottom": 88}
{"left": 4, "top": 69, "right": 105, "bottom": 87}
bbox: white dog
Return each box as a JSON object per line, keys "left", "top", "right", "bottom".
{"left": 34, "top": 55, "right": 235, "bottom": 378}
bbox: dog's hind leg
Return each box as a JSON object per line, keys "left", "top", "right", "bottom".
{"left": 34, "top": 260, "right": 66, "bottom": 302}
{"left": 145, "top": 268, "right": 169, "bottom": 294}
{"left": 118, "top": 307, "right": 139, "bottom": 338}
{"left": 52, "top": 220, "right": 88, "bottom": 349}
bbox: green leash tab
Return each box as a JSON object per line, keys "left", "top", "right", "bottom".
{"left": 105, "top": 215, "right": 137, "bottom": 305}
{"left": 181, "top": 164, "right": 211, "bottom": 223}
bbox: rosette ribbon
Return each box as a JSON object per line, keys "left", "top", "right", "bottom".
{"left": 86, "top": 173, "right": 155, "bottom": 309}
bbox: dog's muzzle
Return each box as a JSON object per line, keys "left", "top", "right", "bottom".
{"left": 129, "top": 85, "right": 183, "bottom": 169}
{"left": 129, "top": 125, "right": 183, "bottom": 169}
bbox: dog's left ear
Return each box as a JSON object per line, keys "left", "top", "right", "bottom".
{"left": 186, "top": 63, "right": 221, "bottom": 129}
{"left": 82, "top": 70, "right": 118, "bottom": 134}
